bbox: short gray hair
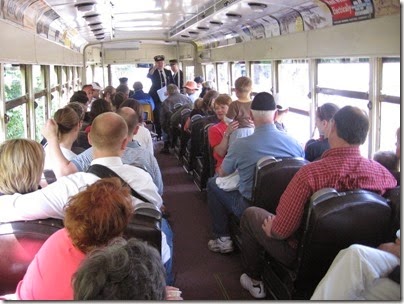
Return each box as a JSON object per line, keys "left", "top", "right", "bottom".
{"left": 73, "top": 238, "right": 166, "bottom": 300}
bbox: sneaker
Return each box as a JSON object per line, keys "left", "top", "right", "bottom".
{"left": 240, "top": 273, "right": 266, "bottom": 299}
{"left": 207, "top": 237, "right": 234, "bottom": 253}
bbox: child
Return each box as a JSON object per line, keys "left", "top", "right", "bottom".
{"left": 225, "top": 76, "right": 254, "bottom": 145}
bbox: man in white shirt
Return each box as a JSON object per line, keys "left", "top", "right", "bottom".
{"left": 0, "top": 112, "right": 171, "bottom": 271}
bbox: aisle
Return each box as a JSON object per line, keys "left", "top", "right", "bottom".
{"left": 155, "top": 143, "right": 254, "bottom": 300}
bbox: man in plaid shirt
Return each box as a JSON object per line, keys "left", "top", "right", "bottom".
{"left": 239, "top": 106, "right": 397, "bottom": 299}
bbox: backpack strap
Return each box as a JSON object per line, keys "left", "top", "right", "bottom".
{"left": 87, "top": 164, "right": 152, "bottom": 204}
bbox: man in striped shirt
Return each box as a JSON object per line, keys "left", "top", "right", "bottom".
{"left": 239, "top": 106, "right": 397, "bottom": 299}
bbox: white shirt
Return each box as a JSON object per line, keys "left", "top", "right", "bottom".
{"left": 133, "top": 125, "right": 154, "bottom": 154}
{"left": 187, "top": 91, "right": 199, "bottom": 104}
{"left": 0, "top": 156, "right": 170, "bottom": 262}
{"left": 44, "top": 145, "right": 76, "bottom": 170}
{"left": 0, "top": 156, "right": 162, "bottom": 221}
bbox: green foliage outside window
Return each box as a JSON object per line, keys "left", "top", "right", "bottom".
{"left": 5, "top": 80, "right": 24, "bottom": 139}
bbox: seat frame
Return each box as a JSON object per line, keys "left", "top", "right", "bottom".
{"left": 262, "top": 188, "right": 392, "bottom": 299}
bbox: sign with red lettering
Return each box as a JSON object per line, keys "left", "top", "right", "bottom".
{"left": 321, "top": 0, "right": 374, "bottom": 24}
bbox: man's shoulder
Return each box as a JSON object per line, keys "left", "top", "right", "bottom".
{"left": 123, "top": 145, "right": 152, "bottom": 160}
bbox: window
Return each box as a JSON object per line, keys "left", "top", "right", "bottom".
{"left": 33, "top": 65, "right": 46, "bottom": 141}
{"left": 278, "top": 59, "right": 310, "bottom": 146}
{"left": 251, "top": 62, "right": 271, "bottom": 94}
{"left": 380, "top": 58, "right": 400, "bottom": 151}
{"left": 204, "top": 64, "right": 216, "bottom": 87}
{"left": 4, "top": 64, "right": 26, "bottom": 139}
{"left": 230, "top": 62, "right": 246, "bottom": 99}
{"left": 217, "top": 62, "right": 229, "bottom": 94}
{"left": 318, "top": 58, "right": 369, "bottom": 92}
{"left": 93, "top": 66, "right": 107, "bottom": 89}
{"left": 50, "top": 65, "right": 63, "bottom": 116}
{"left": 317, "top": 58, "right": 370, "bottom": 157}
{"left": 110, "top": 64, "right": 151, "bottom": 92}
{"left": 185, "top": 65, "right": 195, "bottom": 83}
{"left": 35, "top": 96, "right": 46, "bottom": 141}
{"left": 231, "top": 62, "right": 246, "bottom": 83}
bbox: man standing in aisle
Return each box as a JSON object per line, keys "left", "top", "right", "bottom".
{"left": 147, "top": 55, "right": 173, "bottom": 140}
{"left": 169, "top": 59, "right": 184, "bottom": 92}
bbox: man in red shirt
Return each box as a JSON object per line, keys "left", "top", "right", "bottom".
{"left": 239, "top": 106, "right": 397, "bottom": 299}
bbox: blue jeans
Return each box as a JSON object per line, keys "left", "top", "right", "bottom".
{"left": 207, "top": 177, "right": 251, "bottom": 238}
{"left": 162, "top": 218, "right": 174, "bottom": 285}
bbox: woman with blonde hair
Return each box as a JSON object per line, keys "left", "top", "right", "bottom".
{"left": 0, "top": 139, "right": 44, "bottom": 194}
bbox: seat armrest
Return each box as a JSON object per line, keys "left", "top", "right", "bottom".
{"left": 134, "top": 203, "right": 162, "bottom": 220}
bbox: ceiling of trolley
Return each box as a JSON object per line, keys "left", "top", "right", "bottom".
{"left": 46, "top": 0, "right": 218, "bottom": 46}
{"left": 5, "top": 0, "right": 400, "bottom": 50}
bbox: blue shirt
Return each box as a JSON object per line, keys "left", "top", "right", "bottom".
{"left": 131, "top": 90, "right": 155, "bottom": 110}
{"left": 221, "top": 123, "right": 304, "bottom": 200}
{"left": 71, "top": 140, "right": 163, "bottom": 195}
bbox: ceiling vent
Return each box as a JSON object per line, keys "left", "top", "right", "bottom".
{"left": 169, "top": 0, "right": 243, "bottom": 38}
{"left": 248, "top": 2, "right": 268, "bottom": 12}
{"left": 75, "top": 2, "right": 95, "bottom": 12}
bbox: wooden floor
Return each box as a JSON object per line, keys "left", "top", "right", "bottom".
{"left": 154, "top": 142, "right": 255, "bottom": 300}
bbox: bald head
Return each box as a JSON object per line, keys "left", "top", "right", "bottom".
{"left": 89, "top": 112, "right": 128, "bottom": 152}
{"left": 116, "top": 107, "right": 139, "bottom": 136}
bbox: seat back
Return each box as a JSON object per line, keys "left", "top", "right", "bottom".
{"left": 193, "top": 123, "right": 215, "bottom": 190}
{"left": 252, "top": 157, "right": 309, "bottom": 213}
{"left": 187, "top": 115, "right": 217, "bottom": 172}
{"left": 124, "top": 205, "right": 162, "bottom": 253}
{"left": 383, "top": 186, "right": 400, "bottom": 241}
{"left": 295, "top": 188, "right": 392, "bottom": 295}
{"left": 141, "top": 103, "right": 154, "bottom": 122}
{"left": 0, "top": 219, "right": 64, "bottom": 295}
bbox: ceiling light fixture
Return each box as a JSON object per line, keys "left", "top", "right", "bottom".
{"left": 96, "top": 36, "right": 105, "bottom": 40}
{"left": 92, "top": 28, "right": 104, "bottom": 32}
{"left": 196, "top": 26, "right": 209, "bottom": 31}
{"left": 188, "top": 31, "right": 199, "bottom": 35}
{"left": 209, "top": 21, "right": 223, "bottom": 26}
{"left": 88, "top": 22, "right": 102, "bottom": 27}
{"left": 247, "top": 2, "right": 268, "bottom": 12}
{"left": 75, "top": 2, "right": 95, "bottom": 12}
{"left": 181, "top": 34, "right": 190, "bottom": 38}
{"left": 226, "top": 13, "right": 242, "bottom": 19}
{"left": 94, "top": 32, "right": 105, "bottom": 36}
{"left": 83, "top": 13, "right": 100, "bottom": 23}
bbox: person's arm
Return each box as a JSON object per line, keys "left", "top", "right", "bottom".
{"left": 148, "top": 66, "right": 157, "bottom": 77}
{"left": 378, "top": 237, "right": 400, "bottom": 258}
{"left": 41, "top": 119, "right": 78, "bottom": 177}
{"left": 217, "top": 140, "right": 239, "bottom": 177}
{"left": 183, "top": 117, "right": 191, "bottom": 133}
{"left": 0, "top": 176, "right": 85, "bottom": 222}
{"left": 216, "top": 166, "right": 228, "bottom": 177}
{"left": 213, "top": 121, "right": 239, "bottom": 157}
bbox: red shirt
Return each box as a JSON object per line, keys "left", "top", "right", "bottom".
{"left": 272, "top": 147, "right": 397, "bottom": 249}
{"left": 208, "top": 121, "right": 227, "bottom": 172}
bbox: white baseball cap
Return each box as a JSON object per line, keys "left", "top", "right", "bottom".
{"left": 91, "top": 82, "right": 103, "bottom": 90}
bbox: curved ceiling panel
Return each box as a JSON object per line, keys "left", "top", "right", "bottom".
{"left": 0, "top": 0, "right": 400, "bottom": 52}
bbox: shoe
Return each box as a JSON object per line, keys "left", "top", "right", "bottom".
{"left": 240, "top": 273, "right": 266, "bottom": 299}
{"left": 160, "top": 147, "right": 170, "bottom": 154}
{"left": 208, "top": 237, "right": 234, "bottom": 253}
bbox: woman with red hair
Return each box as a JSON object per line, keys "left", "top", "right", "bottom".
{"left": 15, "top": 177, "right": 134, "bottom": 300}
